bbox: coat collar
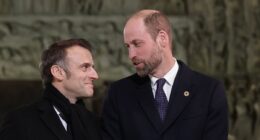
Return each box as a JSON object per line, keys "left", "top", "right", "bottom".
{"left": 37, "top": 99, "right": 72, "bottom": 140}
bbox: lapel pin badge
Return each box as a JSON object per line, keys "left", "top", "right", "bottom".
{"left": 184, "top": 91, "right": 190, "bottom": 97}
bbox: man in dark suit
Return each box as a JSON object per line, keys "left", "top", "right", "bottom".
{"left": 0, "top": 39, "right": 101, "bottom": 140}
{"left": 101, "top": 9, "right": 228, "bottom": 140}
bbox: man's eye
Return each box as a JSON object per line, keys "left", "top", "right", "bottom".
{"left": 81, "top": 65, "right": 91, "bottom": 72}
{"left": 124, "top": 44, "right": 129, "bottom": 48}
{"left": 134, "top": 42, "right": 142, "bottom": 47}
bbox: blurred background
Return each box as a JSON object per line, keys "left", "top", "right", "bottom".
{"left": 0, "top": 0, "right": 259, "bottom": 140}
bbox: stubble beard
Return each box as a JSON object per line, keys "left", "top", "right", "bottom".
{"left": 135, "top": 47, "right": 162, "bottom": 77}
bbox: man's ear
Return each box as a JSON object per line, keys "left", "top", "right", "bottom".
{"left": 156, "top": 30, "right": 168, "bottom": 48}
{"left": 50, "top": 65, "right": 65, "bottom": 81}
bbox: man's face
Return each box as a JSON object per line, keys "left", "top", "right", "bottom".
{"left": 123, "top": 18, "right": 162, "bottom": 77}
{"left": 61, "top": 45, "right": 98, "bottom": 99}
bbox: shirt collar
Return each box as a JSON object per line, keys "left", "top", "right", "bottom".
{"left": 149, "top": 58, "right": 179, "bottom": 86}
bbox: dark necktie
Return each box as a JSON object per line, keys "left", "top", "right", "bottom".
{"left": 155, "top": 78, "right": 168, "bottom": 121}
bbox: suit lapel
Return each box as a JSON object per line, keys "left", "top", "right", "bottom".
{"left": 37, "top": 100, "right": 71, "bottom": 140}
{"left": 161, "top": 61, "right": 194, "bottom": 132}
{"left": 134, "top": 76, "right": 164, "bottom": 132}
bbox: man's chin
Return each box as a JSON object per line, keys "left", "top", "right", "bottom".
{"left": 136, "top": 69, "right": 149, "bottom": 77}
{"left": 82, "top": 90, "right": 94, "bottom": 98}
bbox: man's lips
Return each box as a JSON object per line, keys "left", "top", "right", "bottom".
{"left": 132, "top": 58, "right": 144, "bottom": 68}
{"left": 133, "top": 62, "right": 143, "bottom": 68}
{"left": 133, "top": 62, "right": 139, "bottom": 65}
{"left": 132, "top": 59, "right": 142, "bottom": 65}
{"left": 85, "top": 83, "right": 94, "bottom": 88}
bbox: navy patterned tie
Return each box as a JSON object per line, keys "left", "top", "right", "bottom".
{"left": 155, "top": 78, "right": 168, "bottom": 121}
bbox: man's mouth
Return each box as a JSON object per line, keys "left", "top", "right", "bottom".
{"left": 133, "top": 62, "right": 144, "bottom": 69}
{"left": 85, "top": 83, "right": 94, "bottom": 88}
{"left": 132, "top": 58, "right": 144, "bottom": 69}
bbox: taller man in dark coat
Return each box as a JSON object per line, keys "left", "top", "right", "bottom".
{"left": 101, "top": 9, "right": 228, "bottom": 140}
{"left": 0, "top": 39, "right": 101, "bottom": 140}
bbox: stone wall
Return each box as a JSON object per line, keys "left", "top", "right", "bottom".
{"left": 0, "top": 0, "right": 259, "bottom": 140}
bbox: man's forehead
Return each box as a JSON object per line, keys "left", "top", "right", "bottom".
{"left": 124, "top": 18, "right": 146, "bottom": 35}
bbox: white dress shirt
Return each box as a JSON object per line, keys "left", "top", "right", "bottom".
{"left": 53, "top": 106, "right": 68, "bottom": 131}
{"left": 149, "top": 58, "right": 179, "bottom": 101}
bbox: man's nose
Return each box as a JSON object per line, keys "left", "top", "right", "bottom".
{"left": 128, "top": 47, "right": 136, "bottom": 60}
{"left": 90, "top": 68, "right": 99, "bottom": 80}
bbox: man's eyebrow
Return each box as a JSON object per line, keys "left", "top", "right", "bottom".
{"left": 125, "top": 39, "right": 144, "bottom": 46}
{"left": 79, "top": 62, "right": 93, "bottom": 67}
{"left": 132, "top": 39, "right": 144, "bottom": 44}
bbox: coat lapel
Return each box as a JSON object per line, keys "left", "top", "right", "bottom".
{"left": 37, "top": 100, "right": 71, "bottom": 140}
{"left": 134, "top": 76, "right": 164, "bottom": 132}
{"left": 76, "top": 107, "right": 96, "bottom": 140}
{"left": 161, "top": 61, "right": 194, "bottom": 132}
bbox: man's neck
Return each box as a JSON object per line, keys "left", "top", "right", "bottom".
{"left": 150, "top": 57, "right": 175, "bottom": 78}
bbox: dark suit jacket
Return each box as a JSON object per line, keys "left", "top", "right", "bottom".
{"left": 102, "top": 61, "right": 228, "bottom": 140}
{"left": 0, "top": 98, "right": 101, "bottom": 140}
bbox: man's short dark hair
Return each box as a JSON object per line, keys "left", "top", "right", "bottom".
{"left": 40, "top": 38, "right": 92, "bottom": 85}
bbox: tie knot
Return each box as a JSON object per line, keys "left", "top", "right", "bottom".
{"left": 157, "top": 78, "right": 166, "bottom": 88}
